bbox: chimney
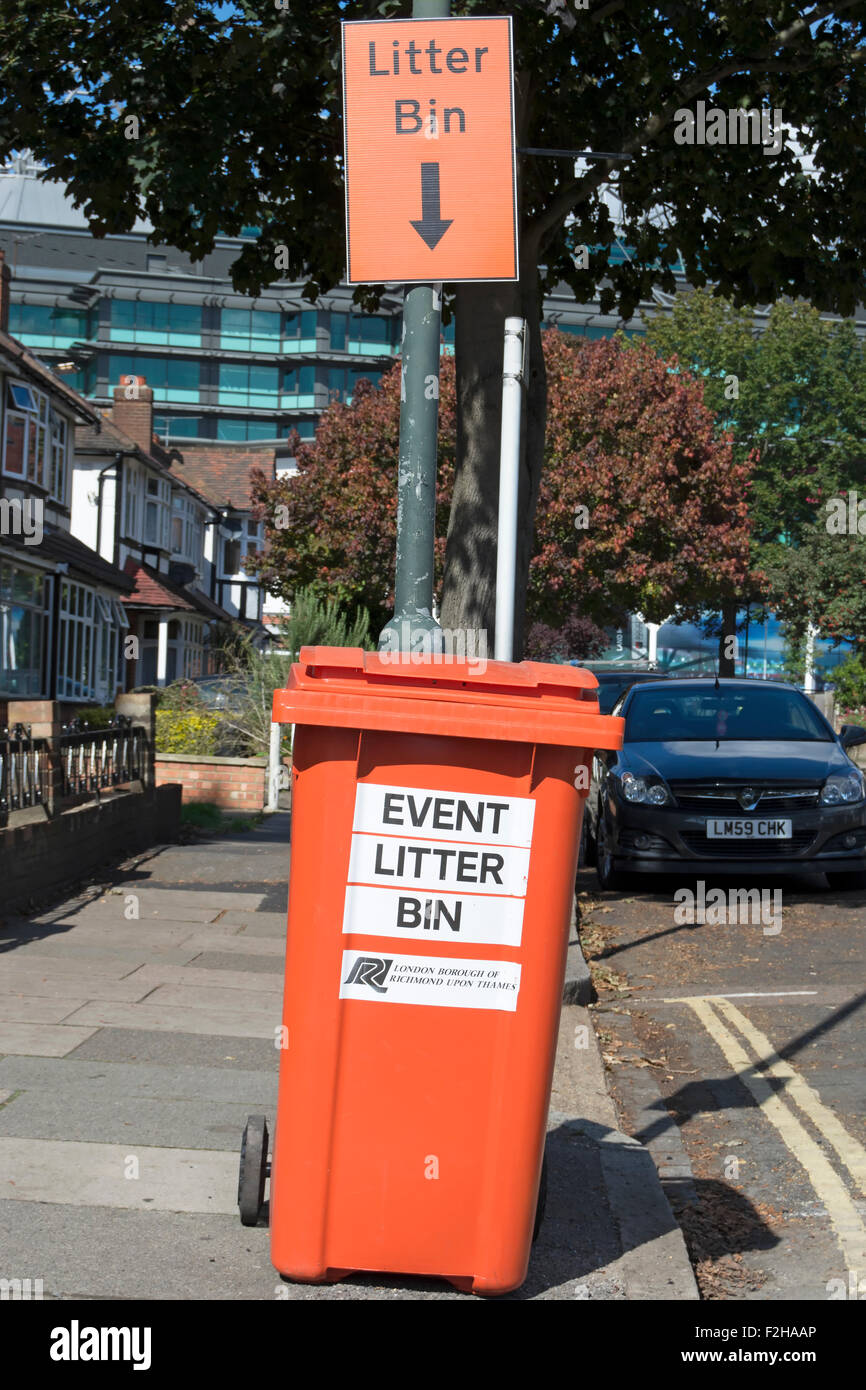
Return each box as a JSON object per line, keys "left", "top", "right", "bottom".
{"left": 0, "top": 248, "right": 11, "bottom": 334}
{"left": 112, "top": 375, "right": 154, "bottom": 454}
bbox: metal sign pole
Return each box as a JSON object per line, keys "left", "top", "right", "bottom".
{"left": 495, "top": 317, "right": 526, "bottom": 663}
{"left": 378, "top": 0, "right": 450, "bottom": 658}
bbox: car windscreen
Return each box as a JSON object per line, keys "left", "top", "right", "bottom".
{"left": 594, "top": 674, "right": 659, "bottom": 714}
{"left": 597, "top": 682, "right": 629, "bottom": 715}
{"left": 624, "top": 686, "right": 833, "bottom": 742}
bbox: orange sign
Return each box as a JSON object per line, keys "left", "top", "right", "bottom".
{"left": 342, "top": 16, "right": 518, "bottom": 284}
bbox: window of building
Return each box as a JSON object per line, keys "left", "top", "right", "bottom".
{"left": 0, "top": 562, "right": 50, "bottom": 696}
{"left": 282, "top": 310, "right": 317, "bottom": 353}
{"left": 330, "top": 312, "right": 347, "bottom": 352}
{"left": 223, "top": 537, "right": 241, "bottom": 575}
{"left": 217, "top": 362, "right": 280, "bottom": 409}
{"left": 327, "top": 368, "right": 382, "bottom": 404}
{"left": 55, "top": 364, "right": 95, "bottom": 396}
{"left": 110, "top": 300, "right": 202, "bottom": 347}
{"left": 2, "top": 381, "right": 70, "bottom": 502}
{"left": 112, "top": 356, "right": 200, "bottom": 403}
{"left": 171, "top": 493, "right": 206, "bottom": 566}
{"left": 280, "top": 419, "right": 316, "bottom": 441}
{"left": 216, "top": 417, "right": 280, "bottom": 441}
{"left": 347, "top": 314, "right": 393, "bottom": 355}
{"left": 282, "top": 364, "right": 316, "bottom": 406}
{"left": 154, "top": 416, "right": 201, "bottom": 439}
{"left": 144, "top": 475, "right": 171, "bottom": 549}
{"left": 50, "top": 414, "right": 68, "bottom": 504}
{"left": 123, "top": 461, "right": 141, "bottom": 539}
{"left": 245, "top": 517, "right": 262, "bottom": 559}
{"left": 8, "top": 303, "right": 92, "bottom": 348}
{"left": 56, "top": 578, "right": 128, "bottom": 702}
{"left": 122, "top": 463, "right": 171, "bottom": 549}
{"left": 219, "top": 308, "right": 281, "bottom": 353}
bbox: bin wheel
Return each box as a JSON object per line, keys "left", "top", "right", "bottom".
{"left": 238, "top": 1114, "right": 269, "bottom": 1227}
{"left": 532, "top": 1152, "right": 548, "bottom": 1243}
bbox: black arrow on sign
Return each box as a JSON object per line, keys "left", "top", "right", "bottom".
{"left": 410, "top": 163, "right": 453, "bottom": 250}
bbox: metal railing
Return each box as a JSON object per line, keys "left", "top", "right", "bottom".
{"left": 60, "top": 715, "right": 146, "bottom": 801}
{"left": 0, "top": 723, "right": 50, "bottom": 828}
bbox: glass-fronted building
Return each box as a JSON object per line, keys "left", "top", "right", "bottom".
{"left": 0, "top": 152, "right": 651, "bottom": 453}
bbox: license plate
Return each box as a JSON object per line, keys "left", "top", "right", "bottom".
{"left": 707, "top": 818, "right": 792, "bottom": 839}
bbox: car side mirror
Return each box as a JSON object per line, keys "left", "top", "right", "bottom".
{"left": 840, "top": 724, "right": 866, "bottom": 749}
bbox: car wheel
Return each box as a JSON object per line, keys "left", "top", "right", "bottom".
{"left": 596, "top": 814, "right": 624, "bottom": 892}
{"left": 825, "top": 870, "right": 866, "bottom": 891}
{"left": 581, "top": 810, "right": 597, "bottom": 867}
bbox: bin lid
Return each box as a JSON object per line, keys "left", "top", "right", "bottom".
{"left": 273, "top": 646, "right": 623, "bottom": 749}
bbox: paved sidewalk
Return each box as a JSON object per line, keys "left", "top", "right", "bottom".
{"left": 0, "top": 814, "right": 696, "bottom": 1300}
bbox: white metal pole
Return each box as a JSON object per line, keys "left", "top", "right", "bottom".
{"left": 804, "top": 620, "right": 818, "bottom": 693}
{"left": 265, "top": 719, "right": 282, "bottom": 814}
{"left": 495, "top": 317, "right": 526, "bottom": 663}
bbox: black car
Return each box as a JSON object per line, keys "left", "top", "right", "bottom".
{"left": 572, "top": 666, "right": 671, "bottom": 715}
{"left": 584, "top": 678, "right": 866, "bottom": 889}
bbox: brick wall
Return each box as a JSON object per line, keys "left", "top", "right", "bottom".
{"left": 154, "top": 753, "right": 268, "bottom": 811}
{"left": 0, "top": 784, "right": 181, "bottom": 911}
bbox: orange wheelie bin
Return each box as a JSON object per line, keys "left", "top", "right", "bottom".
{"left": 263, "top": 645, "right": 622, "bottom": 1295}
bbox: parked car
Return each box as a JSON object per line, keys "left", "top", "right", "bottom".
{"left": 583, "top": 677, "right": 866, "bottom": 889}
{"left": 189, "top": 674, "right": 250, "bottom": 711}
{"left": 572, "top": 665, "right": 671, "bottom": 715}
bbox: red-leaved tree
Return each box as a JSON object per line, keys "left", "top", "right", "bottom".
{"left": 248, "top": 332, "right": 754, "bottom": 641}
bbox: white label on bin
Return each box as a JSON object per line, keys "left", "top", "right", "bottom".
{"left": 343, "top": 884, "right": 525, "bottom": 946}
{"left": 339, "top": 949, "right": 521, "bottom": 1011}
{"left": 352, "top": 783, "right": 535, "bottom": 846}
{"left": 346, "top": 783, "right": 536, "bottom": 946}
{"left": 347, "top": 835, "right": 530, "bottom": 897}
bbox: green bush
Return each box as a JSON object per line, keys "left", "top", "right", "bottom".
{"left": 73, "top": 705, "right": 115, "bottom": 729}
{"left": 830, "top": 655, "right": 866, "bottom": 715}
{"left": 155, "top": 709, "right": 223, "bottom": 755}
{"left": 154, "top": 679, "right": 206, "bottom": 712}
{"left": 277, "top": 586, "right": 375, "bottom": 658}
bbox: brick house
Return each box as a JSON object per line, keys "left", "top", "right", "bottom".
{"left": 0, "top": 250, "right": 134, "bottom": 706}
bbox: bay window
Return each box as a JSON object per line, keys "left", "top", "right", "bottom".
{"left": 144, "top": 476, "right": 171, "bottom": 549}
{"left": 57, "top": 579, "right": 128, "bottom": 702}
{"left": 0, "top": 561, "right": 50, "bottom": 696}
{"left": 1, "top": 381, "right": 70, "bottom": 503}
{"left": 171, "top": 493, "right": 206, "bottom": 566}
{"left": 123, "top": 463, "right": 171, "bottom": 550}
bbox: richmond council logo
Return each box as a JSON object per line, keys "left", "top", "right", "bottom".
{"left": 343, "top": 956, "right": 393, "bottom": 994}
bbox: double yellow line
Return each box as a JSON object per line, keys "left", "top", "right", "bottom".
{"left": 665, "top": 993, "right": 866, "bottom": 1272}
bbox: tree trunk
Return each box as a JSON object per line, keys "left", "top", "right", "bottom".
{"left": 442, "top": 257, "right": 545, "bottom": 659}
{"left": 440, "top": 71, "right": 543, "bottom": 660}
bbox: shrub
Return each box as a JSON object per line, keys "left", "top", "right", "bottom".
{"left": 155, "top": 709, "right": 223, "bottom": 755}
{"left": 526, "top": 614, "right": 608, "bottom": 663}
{"left": 276, "top": 585, "right": 375, "bottom": 658}
{"left": 72, "top": 705, "right": 115, "bottom": 729}
{"left": 154, "top": 679, "right": 206, "bottom": 712}
{"left": 830, "top": 655, "right": 866, "bottom": 716}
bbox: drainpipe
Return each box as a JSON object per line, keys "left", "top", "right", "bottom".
{"left": 96, "top": 452, "right": 123, "bottom": 562}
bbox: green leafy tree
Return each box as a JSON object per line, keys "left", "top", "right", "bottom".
{"left": 6, "top": 3, "right": 866, "bottom": 648}
{"left": 645, "top": 289, "right": 866, "bottom": 660}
